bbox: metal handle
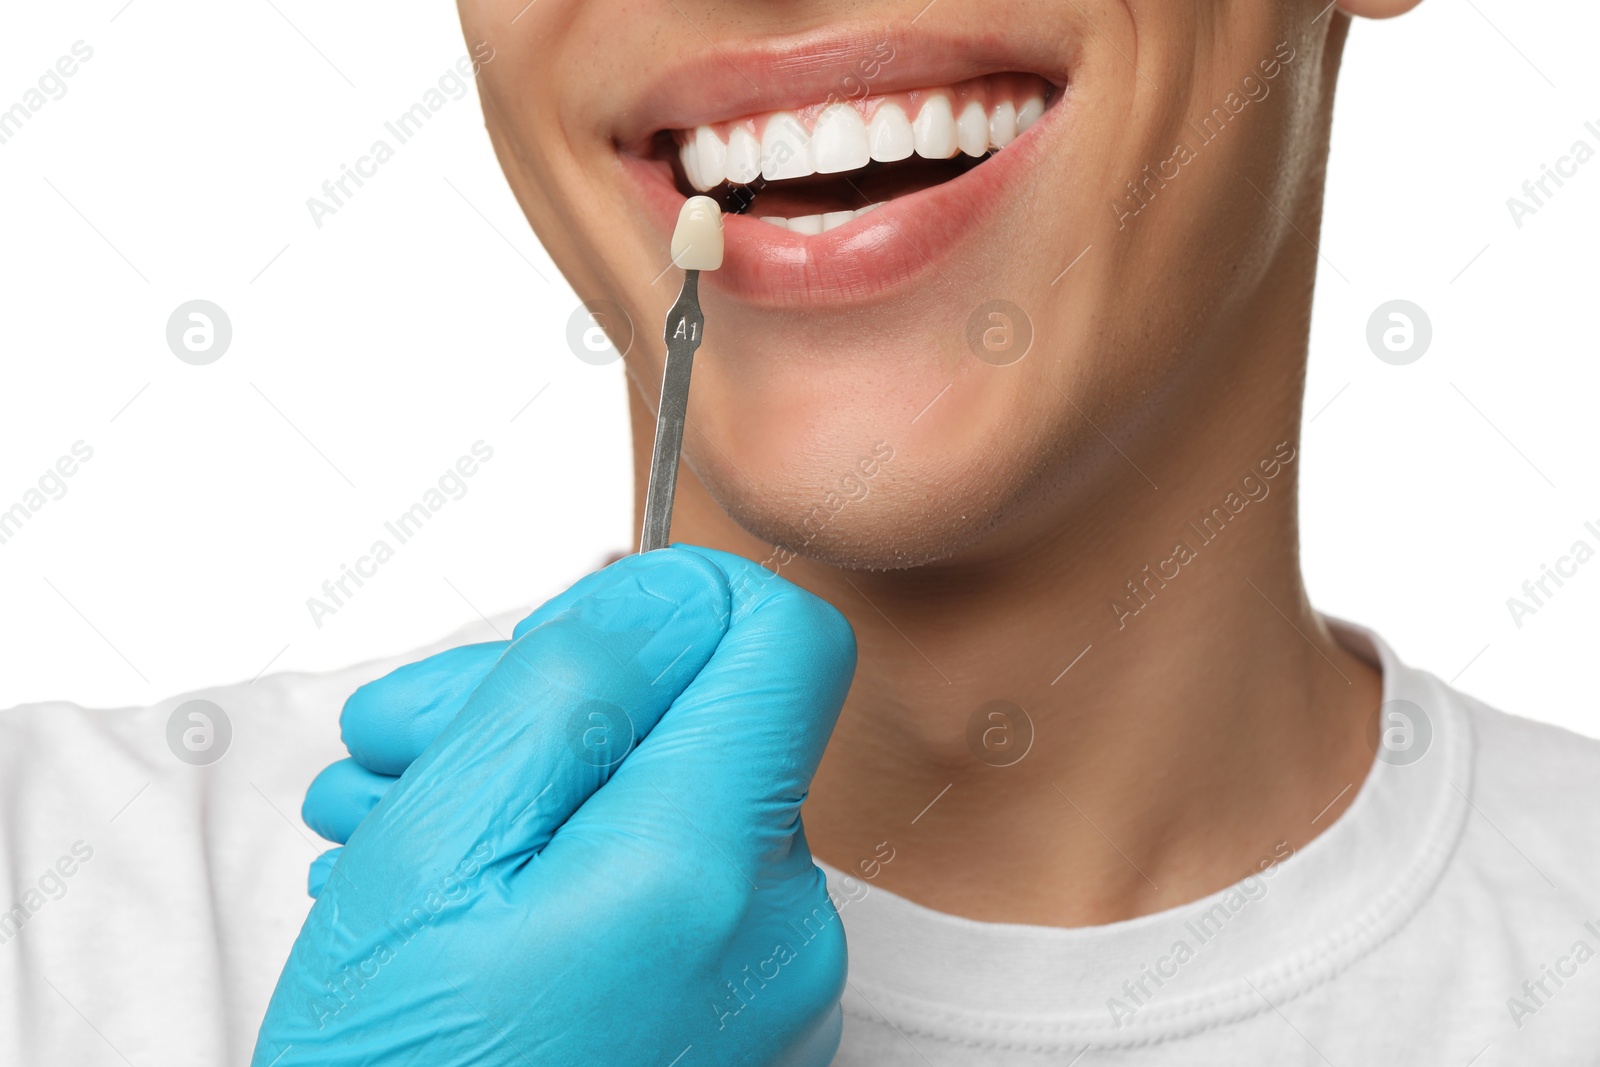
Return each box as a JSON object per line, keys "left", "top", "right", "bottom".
{"left": 639, "top": 270, "right": 703, "bottom": 553}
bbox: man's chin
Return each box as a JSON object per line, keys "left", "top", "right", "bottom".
{"left": 699, "top": 466, "right": 1014, "bottom": 574}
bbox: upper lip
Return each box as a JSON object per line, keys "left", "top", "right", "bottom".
{"left": 614, "top": 25, "right": 1075, "bottom": 152}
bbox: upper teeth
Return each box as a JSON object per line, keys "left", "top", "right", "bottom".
{"left": 677, "top": 80, "right": 1050, "bottom": 192}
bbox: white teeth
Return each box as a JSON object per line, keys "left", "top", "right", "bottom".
{"left": 988, "top": 101, "right": 1017, "bottom": 149}
{"left": 694, "top": 126, "right": 727, "bottom": 189}
{"left": 762, "top": 111, "right": 813, "bottom": 181}
{"left": 681, "top": 89, "right": 1048, "bottom": 191}
{"left": 725, "top": 125, "right": 762, "bottom": 184}
{"left": 754, "top": 203, "right": 886, "bottom": 233}
{"left": 868, "top": 104, "right": 914, "bottom": 163}
{"left": 956, "top": 100, "right": 989, "bottom": 157}
{"left": 679, "top": 138, "right": 706, "bottom": 192}
{"left": 912, "top": 95, "right": 958, "bottom": 159}
{"left": 812, "top": 104, "right": 871, "bottom": 174}
{"left": 1016, "top": 96, "right": 1045, "bottom": 133}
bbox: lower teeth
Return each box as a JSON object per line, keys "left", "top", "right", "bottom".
{"left": 758, "top": 202, "right": 885, "bottom": 233}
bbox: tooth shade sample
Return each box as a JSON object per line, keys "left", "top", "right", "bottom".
{"left": 725, "top": 126, "right": 762, "bottom": 185}
{"left": 759, "top": 216, "right": 789, "bottom": 229}
{"left": 787, "top": 214, "right": 824, "bottom": 236}
{"left": 671, "top": 196, "right": 724, "bottom": 270}
{"left": 1017, "top": 96, "right": 1045, "bottom": 133}
{"left": 868, "top": 104, "right": 914, "bottom": 163}
{"left": 762, "top": 112, "right": 813, "bottom": 181}
{"left": 989, "top": 101, "right": 1017, "bottom": 148}
{"left": 912, "top": 96, "right": 958, "bottom": 159}
{"left": 812, "top": 104, "right": 871, "bottom": 174}
{"left": 821, "top": 211, "right": 855, "bottom": 232}
{"left": 693, "top": 126, "right": 727, "bottom": 188}
{"left": 957, "top": 100, "right": 989, "bottom": 157}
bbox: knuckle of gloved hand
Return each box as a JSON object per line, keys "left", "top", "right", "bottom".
{"left": 492, "top": 625, "right": 650, "bottom": 706}
{"left": 567, "top": 550, "right": 728, "bottom": 632}
{"left": 631, "top": 829, "right": 752, "bottom": 905}
{"left": 798, "top": 590, "right": 856, "bottom": 664}
{"left": 659, "top": 862, "right": 755, "bottom": 947}
{"left": 756, "top": 583, "right": 858, "bottom": 676}
{"left": 569, "top": 862, "right": 743, "bottom": 969}
{"left": 337, "top": 643, "right": 504, "bottom": 766}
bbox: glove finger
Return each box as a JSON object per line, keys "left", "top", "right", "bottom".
{"left": 575, "top": 546, "right": 854, "bottom": 877}
{"left": 338, "top": 560, "right": 644, "bottom": 776}
{"left": 340, "top": 640, "right": 507, "bottom": 775}
{"left": 306, "top": 847, "right": 342, "bottom": 899}
{"left": 332, "top": 548, "right": 732, "bottom": 894}
{"left": 509, "top": 558, "right": 647, "bottom": 641}
{"left": 302, "top": 758, "right": 398, "bottom": 845}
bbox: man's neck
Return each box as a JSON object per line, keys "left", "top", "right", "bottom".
{"left": 627, "top": 372, "right": 1381, "bottom": 930}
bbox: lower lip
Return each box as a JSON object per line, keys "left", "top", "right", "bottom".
{"left": 622, "top": 114, "right": 1056, "bottom": 309}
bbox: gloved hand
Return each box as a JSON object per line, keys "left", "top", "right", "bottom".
{"left": 253, "top": 546, "right": 857, "bottom": 1067}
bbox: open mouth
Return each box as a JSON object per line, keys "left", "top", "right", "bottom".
{"left": 653, "top": 74, "right": 1055, "bottom": 234}
{"left": 616, "top": 31, "right": 1075, "bottom": 307}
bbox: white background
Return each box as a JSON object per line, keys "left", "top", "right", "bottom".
{"left": 0, "top": 1, "right": 1595, "bottom": 735}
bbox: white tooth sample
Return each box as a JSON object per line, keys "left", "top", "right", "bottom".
{"left": 671, "top": 195, "right": 724, "bottom": 271}
{"left": 822, "top": 210, "right": 855, "bottom": 232}
{"left": 989, "top": 101, "right": 1017, "bottom": 148}
{"left": 957, "top": 100, "right": 989, "bottom": 157}
{"left": 759, "top": 216, "right": 790, "bottom": 229}
{"left": 912, "top": 96, "right": 958, "bottom": 159}
{"left": 725, "top": 125, "right": 762, "bottom": 185}
{"left": 854, "top": 202, "right": 884, "bottom": 217}
{"left": 788, "top": 214, "right": 824, "bottom": 236}
{"left": 680, "top": 139, "right": 707, "bottom": 192}
{"left": 693, "top": 126, "right": 727, "bottom": 188}
{"left": 762, "top": 112, "right": 814, "bottom": 181}
{"left": 1017, "top": 96, "right": 1045, "bottom": 133}
{"left": 812, "top": 104, "right": 871, "bottom": 174}
{"left": 868, "top": 103, "right": 914, "bottom": 163}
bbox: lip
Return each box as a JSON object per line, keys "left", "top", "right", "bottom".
{"left": 614, "top": 26, "right": 1076, "bottom": 309}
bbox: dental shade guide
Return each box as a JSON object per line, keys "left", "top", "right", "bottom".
{"left": 639, "top": 195, "right": 724, "bottom": 554}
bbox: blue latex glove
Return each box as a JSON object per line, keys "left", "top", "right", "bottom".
{"left": 301, "top": 639, "right": 511, "bottom": 895}
{"left": 254, "top": 546, "right": 857, "bottom": 1067}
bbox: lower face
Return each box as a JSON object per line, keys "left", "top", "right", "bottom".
{"left": 462, "top": 0, "right": 1332, "bottom": 569}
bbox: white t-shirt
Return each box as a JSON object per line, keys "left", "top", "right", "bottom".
{"left": 2, "top": 608, "right": 1596, "bottom": 1066}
